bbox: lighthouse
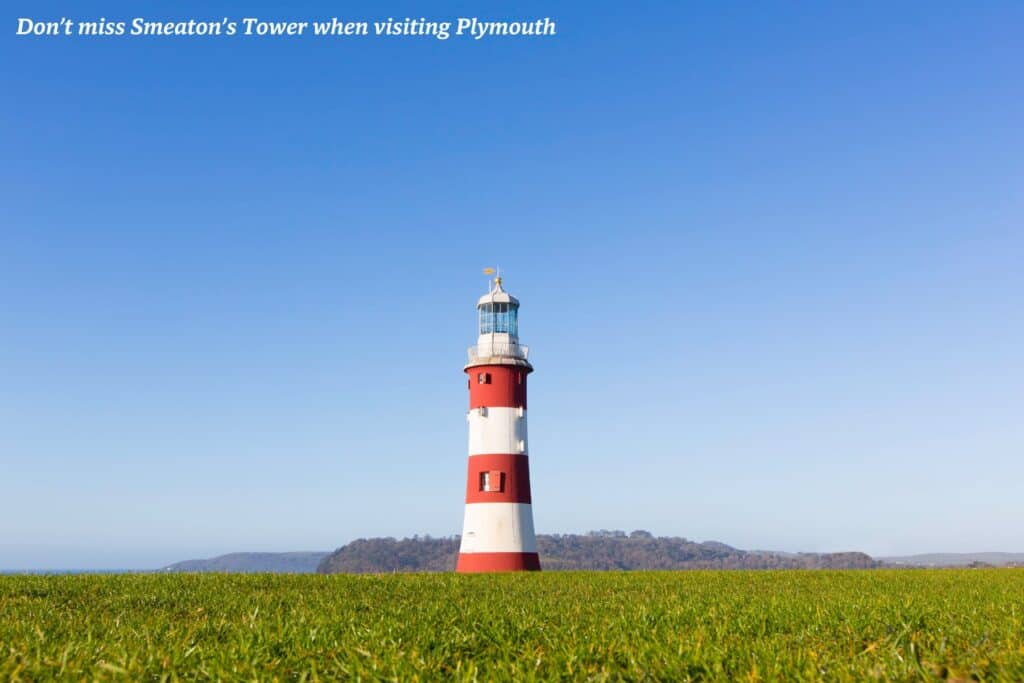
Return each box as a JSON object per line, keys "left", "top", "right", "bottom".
{"left": 457, "top": 274, "right": 540, "bottom": 572}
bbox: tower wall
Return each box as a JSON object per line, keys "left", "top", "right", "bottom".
{"left": 467, "top": 408, "right": 528, "bottom": 455}
{"left": 458, "top": 362, "right": 539, "bottom": 572}
{"left": 467, "top": 365, "right": 528, "bottom": 409}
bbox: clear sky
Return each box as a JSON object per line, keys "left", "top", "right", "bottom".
{"left": 2, "top": 1, "right": 1022, "bottom": 569}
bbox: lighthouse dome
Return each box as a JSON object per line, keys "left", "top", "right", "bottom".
{"left": 476, "top": 279, "right": 519, "bottom": 308}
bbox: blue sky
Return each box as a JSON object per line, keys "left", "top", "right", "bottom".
{"left": 2, "top": 1, "right": 1022, "bottom": 569}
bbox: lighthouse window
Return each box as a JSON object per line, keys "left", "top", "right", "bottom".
{"left": 477, "top": 372, "right": 491, "bottom": 384}
{"left": 496, "top": 304, "right": 509, "bottom": 333}
{"left": 478, "top": 302, "right": 519, "bottom": 335}
{"left": 479, "top": 303, "right": 493, "bottom": 334}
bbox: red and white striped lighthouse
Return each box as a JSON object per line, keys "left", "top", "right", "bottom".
{"left": 457, "top": 273, "right": 540, "bottom": 572}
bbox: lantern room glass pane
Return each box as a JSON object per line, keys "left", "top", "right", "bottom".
{"left": 478, "top": 302, "right": 519, "bottom": 336}
{"left": 495, "top": 303, "right": 509, "bottom": 333}
{"left": 479, "top": 303, "right": 493, "bottom": 334}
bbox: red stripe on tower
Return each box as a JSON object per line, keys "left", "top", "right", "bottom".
{"left": 464, "top": 453, "right": 532, "bottom": 504}
{"left": 456, "top": 552, "right": 541, "bottom": 572}
{"left": 457, "top": 273, "right": 540, "bottom": 573}
{"left": 468, "top": 365, "right": 528, "bottom": 409}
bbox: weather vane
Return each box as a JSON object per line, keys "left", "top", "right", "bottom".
{"left": 482, "top": 266, "right": 501, "bottom": 287}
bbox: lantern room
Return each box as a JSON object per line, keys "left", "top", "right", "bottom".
{"left": 472, "top": 277, "right": 530, "bottom": 363}
{"left": 478, "top": 300, "right": 519, "bottom": 336}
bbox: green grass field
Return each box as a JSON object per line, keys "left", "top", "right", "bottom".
{"left": 2, "top": 570, "right": 1023, "bottom": 681}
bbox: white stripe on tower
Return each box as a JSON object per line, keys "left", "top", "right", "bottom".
{"left": 467, "top": 407, "right": 528, "bottom": 455}
{"left": 458, "top": 504, "right": 538, "bottom": 554}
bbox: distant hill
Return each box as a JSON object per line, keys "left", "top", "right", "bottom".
{"left": 881, "top": 553, "right": 1024, "bottom": 568}
{"left": 317, "top": 531, "right": 880, "bottom": 573}
{"left": 162, "top": 552, "right": 328, "bottom": 573}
